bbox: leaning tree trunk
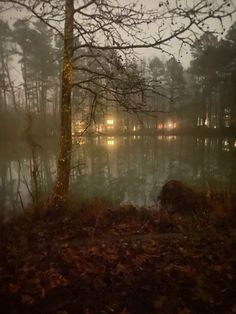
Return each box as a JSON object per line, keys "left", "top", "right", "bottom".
{"left": 47, "top": 0, "right": 74, "bottom": 209}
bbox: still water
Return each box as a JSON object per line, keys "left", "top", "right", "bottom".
{"left": 0, "top": 136, "right": 236, "bottom": 214}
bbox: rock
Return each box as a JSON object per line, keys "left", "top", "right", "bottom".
{"left": 158, "top": 180, "right": 203, "bottom": 216}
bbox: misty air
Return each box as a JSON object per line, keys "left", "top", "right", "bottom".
{"left": 0, "top": 1, "right": 236, "bottom": 313}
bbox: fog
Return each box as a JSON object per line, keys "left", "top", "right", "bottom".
{"left": 1, "top": 3, "right": 236, "bottom": 313}
{"left": 0, "top": 0, "right": 236, "bottom": 213}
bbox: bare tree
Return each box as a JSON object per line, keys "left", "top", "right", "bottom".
{"left": 0, "top": 0, "right": 235, "bottom": 209}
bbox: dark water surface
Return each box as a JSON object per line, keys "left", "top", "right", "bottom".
{"left": 0, "top": 136, "right": 236, "bottom": 214}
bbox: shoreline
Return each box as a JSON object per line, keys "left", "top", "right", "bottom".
{"left": 0, "top": 183, "right": 235, "bottom": 313}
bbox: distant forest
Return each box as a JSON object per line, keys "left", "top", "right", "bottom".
{"left": 0, "top": 18, "right": 236, "bottom": 138}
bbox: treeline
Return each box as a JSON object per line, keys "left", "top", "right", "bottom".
{"left": 0, "top": 19, "right": 61, "bottom": 138}
{"left": 0, "top": 18, "right": 236, "bottom": 137}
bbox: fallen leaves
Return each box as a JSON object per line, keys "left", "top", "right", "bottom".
{"left": 0, "top": 207, "right": 235, "bottom": 313}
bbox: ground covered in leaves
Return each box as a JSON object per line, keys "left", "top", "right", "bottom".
{"left": 0, "top": 204, "right": 236, "bottom": 314}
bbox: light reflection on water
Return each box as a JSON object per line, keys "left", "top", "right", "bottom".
{"left": 0, "top": 136, "right": 236, "bottom": 214}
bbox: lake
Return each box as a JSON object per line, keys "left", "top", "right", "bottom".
{"left": 0, "top": 135, "right": 236, "bottom": 215}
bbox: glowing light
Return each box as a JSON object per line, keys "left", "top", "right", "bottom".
{"left": 107, "top": 119, "right": 114, "bottom": 125}
{"left": 72, "top": 137, "right": 85, "bottom": 145}
{"left": 72, "top": 120, "right": 85, "bottom": 134}
{"left": 163, "top": 121, "right": 177, "bottom": 129}
{"left": 204, "top": 118, "right": 209, "bottom": 127}
{"left": 222, "top": 140, "right": 230, "bottom": 152}
{"left": 96, "top": 126, "right": 103, "bottom": 132}
{"left": 133, "top": 126, "right": 136, "bottom": 131}
{"left": 158, "top": 135, "right": 176, "bottom": 141}
{"left": 107, "top": 137, "right": 115, "bottom": 145}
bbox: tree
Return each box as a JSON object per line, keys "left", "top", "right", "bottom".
{"left": 190, "top": 33, "right": 220, "bottom": 128}
{"left": 0, "top": 20, "right": 12, "bottom": 111}
{"left": 13, "top": 19, "right": 57, "bottom": 117}
{"left": 0, "top": 0, "right": 235, "bottom": 209}
{"left": 189, "top": 27, "right": 236, "bottom": 129}
{"left": 166, "top": 57, "right": 185, "bottom": 103}
{"left": 148, "top": 56, "right": 165, "bottom": 108}
{"left": 225, "top": 22, "right": 236, "bottom": 127}
{"left": 166, "top": 57, "right": 186, "bottom": 127}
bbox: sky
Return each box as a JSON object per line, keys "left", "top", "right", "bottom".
{"left": 136, "top": 0, "right": 236, "bottom": 67}
{"left": 1, "top": 0, "right": 236, "bottom": 75}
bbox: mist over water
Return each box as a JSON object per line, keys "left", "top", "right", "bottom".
{"left": 0, "top": 135, "right": 235, "bottom": 215}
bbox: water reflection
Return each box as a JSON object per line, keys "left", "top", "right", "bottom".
{"left": 0, "top": 136, "right": 236, "bottom": 214}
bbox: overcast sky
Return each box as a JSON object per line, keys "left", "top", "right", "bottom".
{"left": 136, "top": 0, "right": 236, "bottom": 67}
{"left": 1, "top": 0, "right": 236, "bottom": 71}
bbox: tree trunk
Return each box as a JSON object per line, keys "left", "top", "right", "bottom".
{"left": 0, "top": 40, "right": 7, "bottom": 111}
{"left": 47, "top": 0, "right": 74, "bottom": 209}
{"left": 5, "top": 56, "right": 17, "bottom": 111}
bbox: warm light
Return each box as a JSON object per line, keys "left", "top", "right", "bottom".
{"left": 72, "top": 137, "right": 85, "bottom": 145}
{"left": 133, "top": 126, "right": 136, "bottom": 131}
{"left": 204, "top": 118, "right": 209, "bottom": 127}
{"left": 96, "top": 126, "right": 103, "bottom": 132}
{"left": 163, "top": 121, "right": 176, "bottom": 129}
{"left": 223, "top": 140, "right": 230, "bottom": 152}
{"left": 158, "top": 124, "right": 163, "bottom": 129}
{"left": 158, "top": 135, "right": 176, "bottom": 141}
{"left": 107, "top": 137, "right": 115, "bottom": 145}
{"left": 107, "top": 119, "right": 114, "bottom": 125}
{"left": 72, "top": 120, "right": 86, "bottom": 134}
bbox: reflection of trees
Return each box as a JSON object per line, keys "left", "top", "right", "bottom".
{"left": 0, "top": 137, "right": 235, "bottom": 212}
{"left": 69, "top": 136, "right": 236, "bottom": 205}
{"left": 0, "top": 141, "right": 57, "bottom": 214}
{"left": 71, "top": 140, "right": 126, "bottom": 204}
{"left": 0, "top": 156, "right": 7, "bottom": 215}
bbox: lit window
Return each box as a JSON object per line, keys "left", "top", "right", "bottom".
{"left": 107, "top": 119, "right": 114, "bottom": 125}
